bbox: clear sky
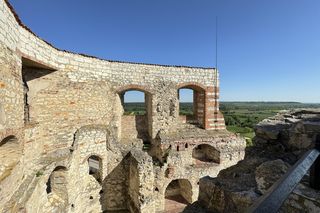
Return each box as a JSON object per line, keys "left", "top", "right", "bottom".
{"left": 9, "top": 0, "right": 320, "bottom": 103}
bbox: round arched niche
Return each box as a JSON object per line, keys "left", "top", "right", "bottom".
{"left": 0, "top": 135, "right": 22, "bottom": 181}
{"left": 45, "top": 166, "right": 69, "bottom": 208}
{"left": 192, "top": 144, "right": 220, "bottom": 164}
{"left": 164, "top": 179, "right": 193, "bottom": 211}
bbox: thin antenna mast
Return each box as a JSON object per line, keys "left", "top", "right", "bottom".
{"left": 214, "top": 16, "right": 219, "bottom": 119}
{"left": 215, "top": 16, "right": 218, "bottom": 71}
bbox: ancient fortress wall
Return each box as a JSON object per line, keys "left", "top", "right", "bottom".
{"left": 0, "top": 0, "right": 224, "bottom": 147}
{"left": 0, "top": 1, "right": 245, "bottom": 212}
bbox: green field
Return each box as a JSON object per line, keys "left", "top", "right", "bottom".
{"left": 124, "top": 102, "right": 320, "bottom": 145}
{"left": 222, "top": 102, "right": 320, "bottom": 145}
{"left": 123, "top": 103, "right": 146, "bottom": 115}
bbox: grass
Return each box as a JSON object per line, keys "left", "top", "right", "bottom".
{"left": 36, "top": 170, "right": 43, "bottom": 177}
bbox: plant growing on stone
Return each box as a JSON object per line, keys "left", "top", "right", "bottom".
{"left": 35, "top": 171, "right": 43, "bottom": 177}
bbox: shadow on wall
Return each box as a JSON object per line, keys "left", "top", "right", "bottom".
{"left": 99, "top": 154, "right": 130, "bottom": 212}
{"left": 118, "top": 88, "right": 153, "bottom": 141}
{"left": 22, "top": 57, "right": 56, "bottom": 81}
{"left": 22, "top": 58, "right": 57, "bottom": 124}
{"left": 135, "top": 115, "right": 149, "bottom": 141}
{"left": 121, "top": 115, "right": 150, "bottom": 142}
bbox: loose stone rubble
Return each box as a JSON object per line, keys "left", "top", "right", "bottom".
{"left": 0, "top": 1, "right": 246, "bottom": 212}
{"left": 198, "top": 109, "right": 320, "bottom": 213}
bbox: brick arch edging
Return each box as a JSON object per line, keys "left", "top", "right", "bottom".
{"left": 176, "top": 82, "right": 209, "bottom": 129}
{"left": 176, "top": 82, "right": 208, "bottom": 92}
{"left": 115, "top": 84, "right": 154, "bottom": 95}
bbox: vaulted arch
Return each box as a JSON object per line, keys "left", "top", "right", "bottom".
{"left": 87, "top": 155, "right": 103, "bottom": 183}
{"left": 164, "top": 179, "right": 193, "bottom": 211}
{"left": 116, "top": 85, "right": 153, "bottom": 143}
{"left": 46, "top": 166, "right": 68, "bottom": 205}
{"left": 177, "top": 82, "right": 207, "bottom": 92}
{"left": 192, "top": 144, "right": 220, "bottom": 164}
{"left": 177, "top": 83, "right": 206, "bottom": 128}
{"left": 115, "top": 84, "right": 153, "bottom": 95}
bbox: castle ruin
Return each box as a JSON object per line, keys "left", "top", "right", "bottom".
{"left": 0, "top": 1, "right": 245, "bottom": 212}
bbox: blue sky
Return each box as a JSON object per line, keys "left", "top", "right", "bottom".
{"left": 9, "top": 0, "right": 320, "bottom": 103}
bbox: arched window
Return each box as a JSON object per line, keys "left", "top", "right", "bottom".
{"left": 46, "top": 166, "right": 68, "bottom": 194}
{"left": 121, "top": 90, "right": 146, "bottom": 115}
{"left": 165, "top": 179, "right": 193, "bottom": 211}
{"left": 46, "top": 166, "right": 68, "bottom": 201}
{"left": 177, "top": 84, "right": 206, "bottom": 128}
{"left": 192, "top": 144, "right": 220, "bottom": 164}
{"left": 88, "top": 155, "right": 102, "bottom": 183}
{"left": 117, "top": 87, "right": 152, "bottom": 143}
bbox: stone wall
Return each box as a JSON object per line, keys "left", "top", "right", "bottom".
{"left": 0, "top": 0, "right": 247, "bottom": 212}
{"left": 121, "top": 115, "right": 149, "bottom": 141}
{"left": 198, "top": 109, "right": 320, "bottom": 213}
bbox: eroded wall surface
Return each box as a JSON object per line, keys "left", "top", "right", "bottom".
{"left": 0, "top": 0, "right": 246, "bottom": 212}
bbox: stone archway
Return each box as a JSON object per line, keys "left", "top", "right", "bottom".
{"left": 0, "top": 135, "right": 22, "bottom": 181}
{"left": 45, "top": 166, "right": 68, "bottom": 209}
{"left": 177, "top": 83, "right": 206, "bottom": 128}
{"left": 192, "top": 144, "right": 220, "bottom": 165}
{"left": 117, "top": 85, "right": 153, "bottom": 143}
{"left": 87, "top": 155, "right": 103, "bottom": 183}
{"left": 164, "top": 179, "right": 192, "bottom": 212}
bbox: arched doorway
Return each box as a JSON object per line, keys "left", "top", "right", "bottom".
{"left": 177, "top": 84, "right": 206, "bottom": 128}
{"left": 164, "top": 179, "right": 192, "bottom": 212}
{"left": 0, "top": 135, "right": 22, "bottom": 181}
{"left": 118, "top": 87, "right": 152, "bottom": 143}
{"left": 88, "top": 155, "right": 102, "bottom": 183}
{"left": 46, "top": 166, "right": 68, "bottom": 206}
{"left": 192, "top": 144, "right": 220, "bottom": 165}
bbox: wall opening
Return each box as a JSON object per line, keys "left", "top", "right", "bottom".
{"left": 0, "top": 135, "right": 18, "bottom": 147}
{"left": 22, "top": 57, "right": 56, "bottom": 124}
{"left": 178, "top": 85, "right": 205, "bottom": 128}
{"left": 164, "top": 179, "right": 192, "bottom": 212}
{"left": 192, "top": 144, "right": 220, "bottom": 165}
{"left": 99, "top": 154, "right": 130, "bottom": 212}
{"left": 119, "top": 89, "right": 152, "bottom": 143}
{"left": 46, "top": 166, "right": 68, "bottom": 205}
{"left": 122, "top": 90, "right": 146, "bottom": 115}
{"left": 88, "top": 155, "right": 102, "bottom": 183}
{"left": 0, "top": 135, "right": 22, "bottom": 181}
